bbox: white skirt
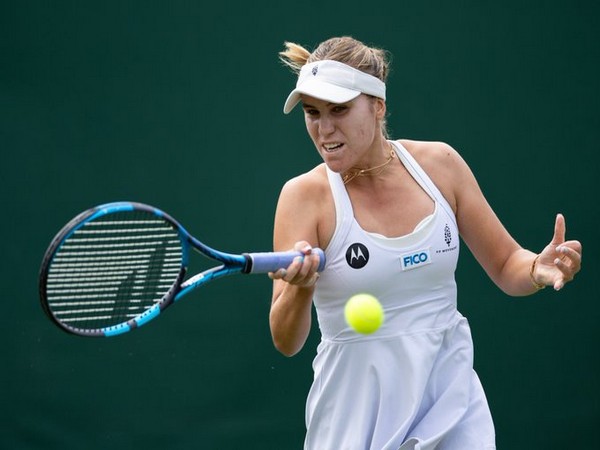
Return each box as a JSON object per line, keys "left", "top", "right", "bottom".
{"left": 304, "top": 315, "right": 496, "bottom": 450}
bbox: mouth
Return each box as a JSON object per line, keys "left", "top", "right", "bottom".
{"left": 322, "top": 142, "right": 344, "bottom": 153}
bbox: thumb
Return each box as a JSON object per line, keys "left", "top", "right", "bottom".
{"left": 293, "top": 241, "right": 313, "bottom": 254}
{"left": 550, "top": 213, "right": 566, "bottom": 246}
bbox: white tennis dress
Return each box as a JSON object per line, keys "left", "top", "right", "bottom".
{"left": 305, "top": 141, "right": 496, "bottom": 449}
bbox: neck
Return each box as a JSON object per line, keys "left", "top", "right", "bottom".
{"left": 342, "top": 142, "right": 396, "bottom": 185}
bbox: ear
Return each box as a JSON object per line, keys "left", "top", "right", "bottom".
{"left": 374, "top": 98, "right": 386, "bottom": 119}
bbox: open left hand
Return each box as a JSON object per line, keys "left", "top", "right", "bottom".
{"left": 534, "top": 214, "right": 582, "bottom": 291}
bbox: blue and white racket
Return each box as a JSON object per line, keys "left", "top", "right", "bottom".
{"left": 39, "top": 201, "right": 325, "bottom": 337}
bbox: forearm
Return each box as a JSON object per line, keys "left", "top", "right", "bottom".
{"left": 495, "top": 248, "right": 541, "bottom": 297}
{"left": 269, "top": 282, "right": 315, "bottom": 356}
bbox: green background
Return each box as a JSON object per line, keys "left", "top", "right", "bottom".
{"left": 2, "top": 1, "right": 598, "bottom": 448}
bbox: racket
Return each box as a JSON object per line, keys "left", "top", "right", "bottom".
{"left": 39, "top": 201, "right": 325, "bottom": 337}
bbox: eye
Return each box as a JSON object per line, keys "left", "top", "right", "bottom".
{"left": 331, "top": 105, "right": 348, "bottom": 114}
{"left": 303, "top": 107, "right": 320, "bottom": 117}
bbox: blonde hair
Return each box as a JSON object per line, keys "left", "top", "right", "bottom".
{"left": 280, "top": 36, "right": 391, "bottom": 136}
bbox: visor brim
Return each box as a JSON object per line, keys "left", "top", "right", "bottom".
{"left": 283, "top": 79, "right": 362, "bottom": 114}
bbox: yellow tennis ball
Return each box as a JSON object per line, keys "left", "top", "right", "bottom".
{"left": 344, "top": 293, "right": 384, "bottom": 334}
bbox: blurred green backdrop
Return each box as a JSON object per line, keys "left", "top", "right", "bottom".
{"left": 2, "top": 1, "right": 598, "bottom": 449}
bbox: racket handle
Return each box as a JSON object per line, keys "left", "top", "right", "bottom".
{"left": 243, "top": 248, "right": 326, "bottom": 274}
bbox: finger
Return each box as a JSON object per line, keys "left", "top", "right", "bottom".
{"left": 310, "top": 251, "right": 322, "bottom": 271}
{"left": 297, "top": 259, "right": 321, "bottom": 287}
{"left": 274, "top": 268, "right": 288, "bottom": 280}
{"left": 556, "top": 244, "right": 582, "bottom": 269}
{"left": 554, "top": 278, "right": 565, "bottom": 291}
{"left": 558, "top": 240, "right": 583, "bottom": 257}
{"left": 293, "top": 241, "right": 313, "bottom": 254}
{"left": 268, "top": 268, "right": 288, "bottom": 282}
{"left": 292, "top": 255, "right": 309, "bottom": 277}
{"left": 298, "top": 253, "right": 319, "bottom": 280}
{"left": 553, "top": 246, "right": 582, "bottom": 281}
{"left": 286, "top": 251, "right": 322, "bottom": 286}
{"left": 292, "top": 242, "right": 321, "bottom": 272}
{"left": 285, "top": 254, "right": 310, "bottom": 281}
{"left": 553, "top": 256, "right": 573, "bottom": 279}
{"left": 552, "top": 253, "right": 578, "bottom": 291}
{"left": 304, "top": 272, "right": 320, "bottom": 287}
{"left": 551, "top": 213, "right": 566, "bottom": 246}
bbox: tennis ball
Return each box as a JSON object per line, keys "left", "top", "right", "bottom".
{"left": 344, "top": 293, "right": 384, "bottom": 334}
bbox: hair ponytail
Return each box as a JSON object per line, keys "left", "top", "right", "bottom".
{"left": 279, "top": 42, "right": 312, "bottom": 73}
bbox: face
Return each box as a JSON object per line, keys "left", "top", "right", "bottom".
{"left": 301, "top": 94, "right": 385, "bottom": 173}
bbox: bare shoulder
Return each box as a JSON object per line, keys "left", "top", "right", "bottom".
{"left": 275, "top": 163, "right": 335, "bottom": 249}
{"left": 396, "top": 139, "right": 474, "bottom": 213}
{"left": 279, "top": 163, "right": 330, "bottom": 203}
{"left": 398, "top": 139, "right": 464, "bottom": 170}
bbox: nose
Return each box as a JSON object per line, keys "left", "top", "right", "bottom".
{"left": 318, "top": 115, "right": 335, "bottom": 136}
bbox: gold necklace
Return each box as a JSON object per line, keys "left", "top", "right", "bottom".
{"left": 342, "top": 149, "right": 396, "bottom": 185}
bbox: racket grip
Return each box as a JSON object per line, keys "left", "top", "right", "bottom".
{"left": 243, "top": 248, "right": 326, "bottom": 274}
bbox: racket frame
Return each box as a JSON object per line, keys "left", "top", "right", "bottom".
{"left": 39, "top": 202, "right": 324, "bottom": 337}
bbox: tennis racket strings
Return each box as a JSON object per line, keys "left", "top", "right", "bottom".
{"left": 43, "top": 209, "right": 184, "bottom": 330}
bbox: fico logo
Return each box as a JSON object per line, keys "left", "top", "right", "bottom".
{"left": 400, "top": 249, "right": 432, "bottom": 271}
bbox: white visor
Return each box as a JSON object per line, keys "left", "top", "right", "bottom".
{"left": 283, "top": 60, "right": 386, "bottom": 114}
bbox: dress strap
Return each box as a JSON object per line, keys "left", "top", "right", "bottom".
{"left": 325, "top": 166, "right": 354, "bottom": 258}
{"left": 390, "top": 140, "right": 458, "bottom": 227}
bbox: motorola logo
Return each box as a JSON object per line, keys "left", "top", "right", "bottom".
{"left": 346, "top": 243, "right": 369, "bottom": 269}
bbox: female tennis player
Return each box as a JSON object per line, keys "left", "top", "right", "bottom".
{"left": 268, "top": 36, "right": 582, "bottom": 449}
